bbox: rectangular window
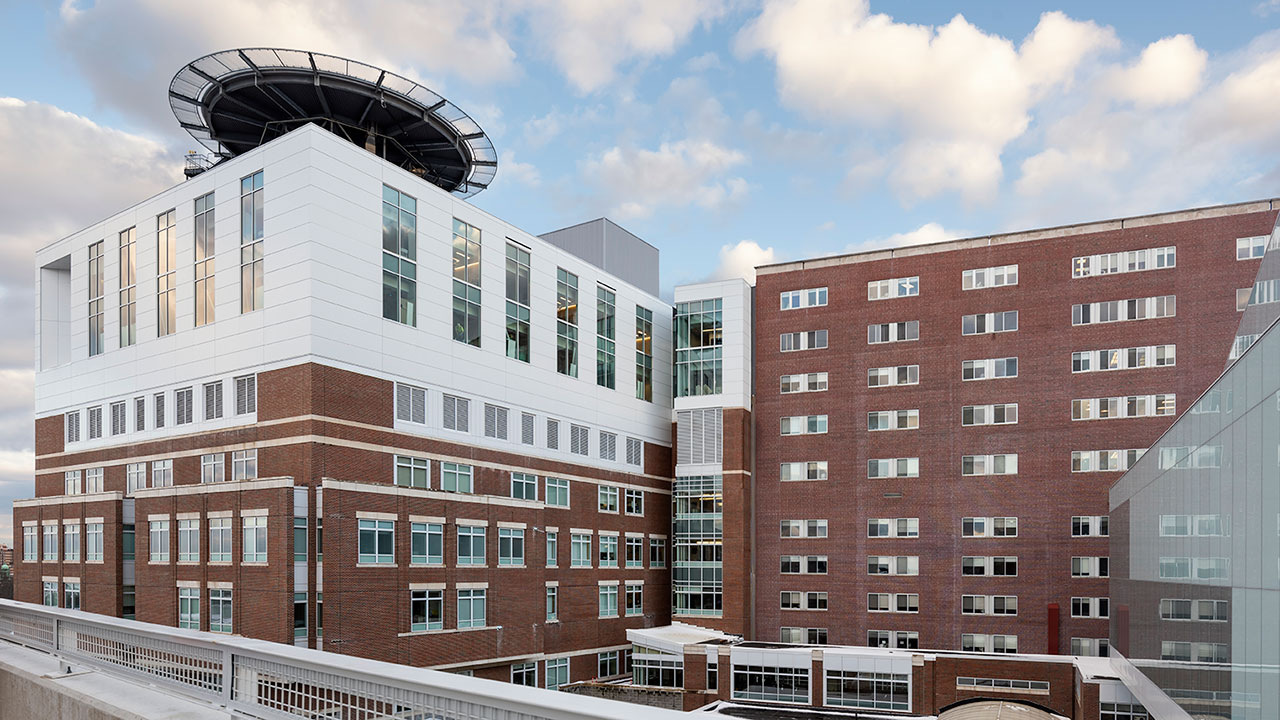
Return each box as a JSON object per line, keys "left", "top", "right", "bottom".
{"left": 546, "top": 586, "right": 559, "bottom": 621}
{"left": 626, "top": 583, "right": 643, "bottom": 616}
{"left": 87, "top": 406, "right": 102, "bottom": 439}
{"left": 961, "top": 635, "right": 1017, "bottom": 653}
{"left": 626, "top": 437, "right": 644, "bottom": 466}
{"left": 441, "top": 462, "right": 473, "bottom": 493}
{"left": 63, "top": 582, "right": 81, "bottom": 610}
{"left": 86, "top": 523, "right": 103, "bottom": 562}
{"left": 65, "top": 411, "right": 80, "bottom": 444}
{"left": 203, "top": 381, "right": 223, "bottom": 420}
{"left": 1073, "top": 556, "right": 1110, "bottom": 578}
{"left": 65, "top": 470, "right": 81, "bottom": 496}
{"left": 175, "top": 387, "right": 193, "bottom": 425}
{"left": 394, "top": 383, "right": 427, "bottom": 425}
{"left": 293, "top": 592, "right": 307, "bottom": 640}
{"left": 240, "top": 171, "right": 264, "bottom": 313}
{"left": 442, "top": 394, "right": 469, "bottom": 432}
{"left": 1072, "top": 394, "right": 1175, "bottom": 420}
{"left": 781, "top": 329, "right": 830, "bottom": 351}
{"left": 358, "top": 519, "right": 395, "bottom": 564}
{"left": 1074, "top": 246, "right": 1175, "bottom": 277}
{"left": 178, "top": 587, "right": 200, "bottom": 629}
{"left": 1072, "top": 449, "right": 1144, "bottom": 473}
{"left": 649, "top": 537, "right": 667, "bottom": 567}
{"left": 154, "top": 392, "right": 165, "bottom": 428}
{"left": 962, "top": 517, "right": 1018, "bottom": 538}
{"left": 780, "top": 287, "right": 828, "bottom": 309}
{"left": 866, "top": 556, "right": 920, "bottom": 576}
{"left": 599, "top": 486, "right": 619, "bottom": 512}
{"left": 546, "top": 657, "right": 569, "bottom": 691}
{"left": 63, "top": 523, "right": 80, "bottom": 562}
{"left": 963, "top": 264, "right": 1018, "bottom": 289}
{"left": 118, "top": 227, "right": 137, "bottom": 346}
{"left": 780, "top": 461, "right": 829, "bottom": 481}
{"left": 546, "top": 532, "right": 558, "bottom": 567}
{"left": 625, "top": 488, "right": 644, "bottom": 515}
{"left": 599, "top": 584, "right": 619, "bottom": 617}
{"left": 597, "top": 285, "right": 617, "bottom": 388}
{"left": 178, "top": 519, "right": 199, "bottom": 562}
{"left": 484, "top": 403, "right": 509, "bottom": 440}
{"left": 866, "top": 321, "right": 918, "bottom": 344}
{"left": 867, "top": 409, "right": 919, "bottom": 431}
{"left": 42, "top": 581, "right": 56, "bottom": 606}
{"left": 867, "top": 457, "right": 919, "bottom": 478}
{"left": 381, "top": 185, "right": 417, "bottom": 325}
{"left": 293, "top": 518, "right": 306, "bottom": 562}
{"left": 1071, "top": 597, "right": 1110, "bottom": 618}
{"left": 868, "top": 276, "right": 919, "bottom": 300}
{"left": 457, "top": 525, "right": 486, "bottom": 566}
{"left": 961, "top": 310, "right": 1018, "bottom": 335}
{"left": 42, "top": 523, "right": 58, "bottom": 561}
{"left": 458, "top": 588, "right": 486, "bottom": 628}
{"left": 961, "top": 454, "right": 1018, "bottom": 476}
{"left": 1072, "top": 344, "right": 1176, "bottom": 373}
{"left": 635, "top": 306, "right": 654, "bottom": 401}
{"left": 451, "top": 218, "right": 482, "bottom": 345}
{"left": 568, "top": 424, "right": 588, "bottom": 455}
{"left": 674, "top": 298, "right": 724, "bottom": 397}
{"left": 571, "top": 534, "right": 592, "bottom": 567}
{"left": 84, "top": 468, "right": 103, "bottom": 494}
{"left": 520, "top": 412, "right": 535, "bottom": 445}
{"left": 783, "top": 519, "right": 829, "bottom": 538}
{"left": 781, "top": 414, "right": 829, "bottom": 435}
{"left": 555, "top": 268, "right": 578, "bottom": 375}
{"left": 544, "top": 476, "right": 569, "bottom": 507}
{"left": 23, "top": 525, "right": 37, "bottom": 563}
{"left": 867, "top": 364, "right": 919, "bottom": 388}
{"left": 504, "top": 471, "right": 535, "bottom": 500}
{"left": 731, "top": 664, "right": 811, "bottom": 704}
{"left": 191, "top": 193, "right": 216, "bottom": 328}
{"left": 210, "top": 588, "right": 232, "bottom": 633}
{"left": 234, "top": 375, "right": 257, "bottom": 415}
{"left": 1237, "top": 235, "right": 1268, "bottom": 260}
{"left": 110, "top": 401, "right": 126, "bottom": 436}
{"left": 599, "top": 651, "right": 621, "bottom": 678}
{"left": 1072, "top": 295, "right": 1176, "bottom": 325}
{"left": 209, "top": 518, "right": 232, "bottom": 563}
{"left": 504, "top": 242, "right": 531, "bottom": 361}
{"left": 599, "top": 535, "right": 619, "bottom": 567}
{"left": 1072, "top": 516, "right": 1110, "bottom": 537}
{"left": 122, "top": 525, "right": 134, "bottom": 562}
{"left": 395, "top": 455, "right": 429, "bottom": 489}
{"left": 134, "top": 396, "right": 145, "bottom": 431}
{"left": 961, "top": 403, "right": 1018, "bottom": 426}
{"left": 867, "top": 593, "right": 918, "bottom": 613}
{"left": 780, "top": 555, "right": 828, "bottom": 574}
{"left": 242, "top": 515, "right": 267, "bottom": 563}
{"left": 157, "top": 208, "right": 178, "bottom": 335}
{"left": 498, "top": 527, "right": 525, "bottom": 566}
{"left": 149, "top": 520, "right": 169, "bottom": 562}
{"left": 866, "top": 518, "right": 918, "bottom": 537}
{"left": 962, "top": 357, "right": 1018, "bottom": 381}
{"left": 626, "top": 536, "right": 643, "bottom": 567}
{"left": 232, "top": 449, "right": 257, "bottom": 481}
{"left": 781, "top": 372, "right": 829, "bottom": 393}
{"left": 410, "top": 522, "right": 443, "bottom": 565}
{"left": 962, "top": 595, "right": 1019, "bottom": 616}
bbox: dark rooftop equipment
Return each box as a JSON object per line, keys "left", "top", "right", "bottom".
{"left": 169, "top": 48, "right": 497, "bottom": 196}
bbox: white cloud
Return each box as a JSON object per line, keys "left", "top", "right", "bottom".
{"left": 685, "top": 51, "right": 724, "bottom": 73}
{"left": 709, "top": 240, "right": 777, "bottom": 284}
{"left": 499, "top": 150, "right": 542, "bottom": 187}
{"left": 584, "top": 139, "right": 748, "bottom": 219}
{"left": 865, "top": 222, "right": 969, "bottom": 251}
{"left": 523, "top": 110, "right": 564, "bottom": 149}
{"left": 1107, "top": 35, "right": 1207, "bottom": 107}
{"left": 817, "top": 220, "right": 836, "bottom": 232}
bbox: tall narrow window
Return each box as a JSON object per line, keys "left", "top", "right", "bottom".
{"left": 674, "top": 298, "right": 723, "bottom": 397}
{"left": 505, "top": 243, "right": 530, "bottom": 361}
{"left": 240, "top": 171, "right": 264, "bottom": 313}
{"left": 194, "top": 192, "right": 215, "bottom": 326}
{"left": 157, "top": 209, "right": 177, "bottom": 335}
{"left": 451, "top": 218, "right": 482, "bottom": 345}
{"left": 597, "top": 285, "right": 616, "bottom": 388}
{"left": 88, "top": 240, "right": 105, "bottom": 356}
{"left": 556, "top": 268, "right": 579, "bottom": 376}
{"left": 636, "top": 305, "right": 653, "bottom": 401}
{"left": 381, "top": 185, "right": 417, "bottom": 325}
{"left": 118, "top": 227, "right": 136, "bottom": 346}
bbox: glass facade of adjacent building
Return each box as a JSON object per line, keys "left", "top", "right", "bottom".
{"left": 673, "top": 298, "right": 723, "bottom": 398}
{"left": 673, "top": 475, "right": 723, "bottom": 617}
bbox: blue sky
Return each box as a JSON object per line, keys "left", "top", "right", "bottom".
{"left": 1, "top": 0, "right": 1280, "bottom": 544}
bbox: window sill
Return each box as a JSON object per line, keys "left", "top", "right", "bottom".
{"left": 409, "top": 562, "right": 444, "bottom": 568}
{"left": 241, "top": 562, "right": 269, "bottom": 567}
{"left": 86, "top": 560, "right": 104, "bottom": 565}
{"left": 455, "top": 564, "right": 488, "bottom": 569}
{"left": 397, "top": 625, "right": 499, "bottom": 638}
{"left": 355, "top": 563, "right": 397, "bottom": 568}
{"left": 148, "top": 560, "right": 171, "bottom": 565}
{"left": 498, "top": 564, "right": 526, "bottom": 569}
{"left": 177, "top": 561, "right": 200, "bottom": 566}
{"left": 208, "top": 561, "right": 232, "bottom": 566}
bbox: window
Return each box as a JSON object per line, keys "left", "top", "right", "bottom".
{"left": 1074, "top": 246, "right": 1175, "bottom": 277}
{"left": 42, "top": 523, "right": 58, "bottom": 561}
{"left": 599, "top": 584, "right": 619, "bottom": 617}
{"left": 676, "top": 408, "right": 722, "bottom": 464}
{"left": 293, "top": 592, "right": 307, "bottom": 640}
{"left": 411, "top": 523, "right": 443, "bottom": 565}
{"left": 780, "top": 287, "right": 827, "bottom": 309}
{"left": 498, "top": 527, "right": 525, "bottom": 566}
{"left": 867, "top": 593, "right": 918, "bottom": 613}
{"left": 134, "top": 396, "right": 145, "bottom": 431}
{"left": 87, "top": 406, "right": 102, "bottom": 439}
{"left": 781, "top": 372, "right": 828, "bottom": 393}
{"left": 209, "top": 518, "right": 232, "bottom": 563}
{"left": 673, "top": 475, "right": 722, "bottom": 617}
{"left": 64, "top": 582, "right": 81, "bottom": 610}
{"left": 1072, "top": 394, "right": 1176, "bottom": 420}
{"left": 381, "top": 185, "right": 417, "bottom": 325}
{"left": 22, "top": 525, "right": 36, "bottom": 562}
{"left": 1072, "top": 449, "right": 1144, "bottom": 473}
{"left": 962, "top": 517, "right": 1018, "bottom": 537}
{"left": 1237, "top": 235, "right": 1268, "bottom": 259}
{"left": 63, "top": 523, "right": 79, "bottom": 562}
{"left": 84, "top": 468, "right": 103, "bottom": 494}
{"left": 962, "top": 310, "right": 1018, "bottom": 335}
{"left": 963, "top": 264, "right": 1018, "bottom": 289}
{"left": 508, "top": 472, "right": 537, "bottom": 501}
{"left": 867, "top": 457, "right": 919, "bottom": 478}
{"left": 674, "top": 298, "right": 723, "bottom": 397}
{"left": 65, "top": 470, "right": 81, "bottom": 496}
{"left": 962, "top": 595, "right": 1018, "bottom": 615}
{"left": 86, "top": 523, "right": 103, "bottom": 562}
{"left": 780, "top": 461, "right": 829, "bottom": 481}
{"left": 962, "top": 357, "right": 1018, "bottom": 380}
{"left": 518, "top": 412, "right": 535, "bottom": 446}
{"left": 545, "top": 476, "right": 569, "bottom": 507}
{"left": 242, "top": 515, "right": 267, "bottom": 563}
{"left": 626, "top": 583, "right": 643, "bottom": 616}
{"left": 1072, "top": 295, "right": 1176, "bottom": 325}
{"left": 781, "top": 329, "right": 830, "bottom": 351}
{"left": 240, "top": 171, "right": 264, "bottom": 312}
{"left": 42, "top": 581, "right": 57, "bottom": 607}
{"left": 153, "top": 209, "right": 180, "bottom": 336}
{"left": 780, "top": 555, "right": 828, "bottom": 574}
{"left": 961, "top": 454, "right": 1018, "bottom": 476}
{"left": 867, "top": 364, "right": 918, "bottom": 387}
{"left": 503, "top": 242, "right": 531, "bottom": 361}
{"left": 867, "top": 409, "right": 918, "bottom": 431}
{"left": 635, "top": 305, "right": 654, "bottom": 401}
{"left": 707, "top": 662, "right": 719, "bottom": 690}
{"left": 626, "top": 437, "right": 644, "bottom": 466}
{"left": 293, "top": 518, "right": 306, "bottom": 562}
{"left": 509, "top": 662, "right": 536, "bottom": 687}
{"left": 732, "top": 664, "right": 810, "bottom": 704}
{"left": 393, "top": 383, "right": 426, "bottom": 425}
{"left": 598, "top": 651, "right": 621, "bottom": 678}
{"left": 200, "top": 453, "right": 224, "bottom": 483}
{"left": 555, "top": 268, "right": 578, "bottom": 375}
{"left": 961, "top": 634, "right": 1017, "bottom": 653}
{"left": 866, "top": 321, "right": 918, "bottom": 344}
{"left": 827, "top": 669, "right": 910, "bottom": 710}
{"left": 484, "top": 403, "right": 509, "bottom": 440}
{"left": 358, "top": 519, "right": 394, "bottom": 564}
{"left": 122, "top": 463, "right": 144, "bottom": 495}
{"left": 571, "top": 533, "right": 592, "bottom": 567}
{"left": 110, "top": 401, "right": 126, "bottom": 435}
{"left": 1072, "top": 556, "right": 1110, "bottom": 577}
{"left": 443, "top": 394, "right": 469, "bottom": 432}
{"left": 961, "top": 403, "right": 1017, "bottom": 426}
{"left": 457, "top": 525, "right": 486, "bottom": 566}
{"left": 203, "top": 381, "right": 223, "bottom": 420}
{"left": 441, "top": 462, "right": 473, "bottom": 493}
{"left": 119, "top": 226, "right": 137, "bottom": 346}
{"left": 232, "top": 449, "right": 257, "bottom": 481}
{"left": 122, "top": 525, "right": 134, "bottom": 561}
{"left": 175, "top": 387, "right": 193, "bottom": 425}
{"left": 598, "top": 486, "right": 619, "bottom": 512}
{"left": 868, "top": 276, "right": 919, "bottom": 300}
{"left": 451, "top": 218, "right": 482, "bottom": 345}
{"left": 65, "top": 411, "right": 81, "bottom": 444}
{"left": 394, "top": 455, "right": 429, "bottom": 489}
{"left": 866, "top": 556, "right": 919, "bottom": 576}
{"left": 210, "top": 588, "right": 232, "bottom": 633}
{"left": 149, "top": 519, "right": 169, "bottom": 562}
{"left": 154, "top": 393, "right": 165, "bottom": 429}
{"left": 1073, "top": 344, "right": 1176, "bottom": 373}
{"left": 625, "top": 489, "right": 644, "bottom": 515}
{"left": 866, "top": 517, "right": 919, "bottom": 537}
{"left": 178, "top": 587, "right": 200, "bottom": 629}
{"left": 1071, "top": 597, "right": 1110, "bottom": 618}
{"left": 599, "top": 535, "right": 618, "bottom": 567}
{"left": 781, "top": 414, "right": 828, "bottom": 435}
{"left": 546, "top": 657, "right": 569, "bottom": 691}
{"left": 1072, "top": 516, "right": 1110, "bottom": 537}
{"left": 458, "top": 589, "right": 486, "bottom": 628}
{"left": 649, "top": 537, "right": 666, "bottom": 567}
{"left": 1071, "top": 638, "right": 1111, "bottom": 657}
{"left": 192, "top": 193, "right": 215, "bottom": 327}
{"left": 546, "top": 585, "right": 559, "bottom": 620}
{"left": 178, "top": 519, "right": 199, "bottom": 562}
{"left": 546, "top": 532, "right": 558, "bottom": 567}
{"left": 596, "top": 285, "right": 617, "bottom": 387}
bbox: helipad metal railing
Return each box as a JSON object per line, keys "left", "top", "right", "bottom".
{"left": 0, "top": 598, "right": 688, "bottom": 719}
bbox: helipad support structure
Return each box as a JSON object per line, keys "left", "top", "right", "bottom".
{"left": 169, "top": 48, "right": 497, "bottom": 196}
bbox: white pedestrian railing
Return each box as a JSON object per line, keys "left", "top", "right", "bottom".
{"left": 0, "top": 598, "right": 689, "bottom": 719}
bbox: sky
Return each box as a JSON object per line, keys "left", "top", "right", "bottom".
{"left": 2, "top": 0, "right": 1280, "bottom": 545}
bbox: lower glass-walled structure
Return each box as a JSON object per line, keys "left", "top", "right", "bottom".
{"left": 1110, "top": 220, "right": 1280, "bottom": 720}
{"left": 673, "top": 476, "right": 724, "bottom": 617}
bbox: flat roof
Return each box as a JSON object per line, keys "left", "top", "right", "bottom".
{"left": 758, "top": 198, "right": 1280, "bottom": 276}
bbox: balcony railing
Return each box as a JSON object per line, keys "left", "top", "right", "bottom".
{"left": 0, "top": 598, "right": 688, "bottom": 719}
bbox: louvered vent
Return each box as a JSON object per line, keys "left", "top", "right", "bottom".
{"left": 521, "top": 413, "right": 535, "bottom": 445}
{"left": 676, "top": 408, "right": 723, "bottom": 465}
